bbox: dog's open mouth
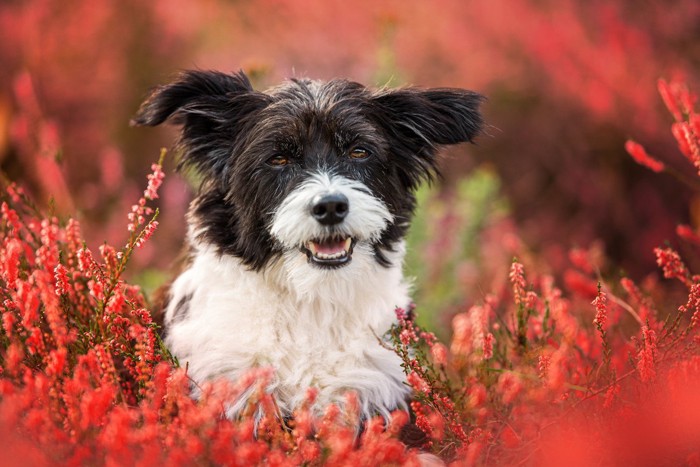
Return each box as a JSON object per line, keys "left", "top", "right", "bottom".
{"left": 302, "top": 237, "right": 355, "bottom": 267}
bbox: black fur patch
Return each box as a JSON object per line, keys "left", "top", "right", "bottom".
{"left": 170, "top": 292, "right": 193, "bottom": 324}
{"left": 133, "top": 70, "right": 484, "bottom": 269}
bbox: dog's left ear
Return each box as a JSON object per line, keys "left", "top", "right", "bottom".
{"left": 131, "top": 70, "right": 271, "bottom": 178}
{"left": 372, "top": 87, "right": 485, "bottom": 187}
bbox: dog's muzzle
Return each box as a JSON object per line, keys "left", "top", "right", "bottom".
{"left": 301, "top": 193, "right": 354, "bottom": 268}
{"left": 271, "top": 172, "right": 392, "bottom": 269}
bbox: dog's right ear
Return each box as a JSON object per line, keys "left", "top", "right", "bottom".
{"left": 371, "top": 87, "right": 484, "bottom": 190}
{"left": 131, "top": 70, "right": 271, "bottom": 176}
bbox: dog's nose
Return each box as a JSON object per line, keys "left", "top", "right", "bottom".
{"left": 311, "top": 193, "right": 349, "bottom": 225}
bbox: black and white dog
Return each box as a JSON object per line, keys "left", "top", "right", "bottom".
{"left": 133, "top": 70, "right": 483, "bottom": 420}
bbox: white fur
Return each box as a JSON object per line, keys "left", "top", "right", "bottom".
{"left": 165, "top": 172, "right": 411, "bottom": 419}
{"left": 269, "top": 171, "right": 393, "bottom": 249}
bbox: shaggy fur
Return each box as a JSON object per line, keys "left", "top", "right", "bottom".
{"left": 132, "top": 70, "right": 483, "bottom": 420}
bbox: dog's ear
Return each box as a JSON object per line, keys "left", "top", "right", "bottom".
{"left": 372, "top": 87, "right": 485, "bottom": 187}
{"left": 132, "top": 70, "right": 271, "bottom": 176}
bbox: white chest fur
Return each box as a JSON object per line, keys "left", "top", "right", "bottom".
{"left": 164, "top": 242, "right": 412, "bottom": 419}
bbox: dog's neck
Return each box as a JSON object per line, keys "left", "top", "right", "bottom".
{"left": 189, "top": 239, "right": 409, "bottom": 322}
{"left": 164, "top": 238, "right": 412, "bottom": 418}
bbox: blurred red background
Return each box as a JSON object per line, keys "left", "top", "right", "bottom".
{"left": 1, "top": 0, "right": 699, "bottom": 286}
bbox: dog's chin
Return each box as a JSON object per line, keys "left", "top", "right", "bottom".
{"left": 300, "top": 236, "right": 356, "bottom": 269}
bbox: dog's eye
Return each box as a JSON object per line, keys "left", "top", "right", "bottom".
{"left": 349, "top": 147, "right": 371, "bottom": 160}
{"left": 267, "top": 155, "right": 289, "bottom": 167}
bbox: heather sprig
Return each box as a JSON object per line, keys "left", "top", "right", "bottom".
{"left": 387, "top": 305, "right": 470, "bottom": 455}
{"left": 0, "top": 152, "right": 169, "bottom": 405}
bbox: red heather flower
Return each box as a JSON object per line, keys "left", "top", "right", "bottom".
{"left": 16, "top": 281, "right": 40, "bottom": 328}
{"left": 40, "top": 217, "right": 58, "bottom": 250}
{"left": 620, "top": 277, "right": 641, "bottom": 302}
{"left": 2, "top": 202, "right": 22, "bottom": 233}
{"left": 482, "top": 332, "right": 494, "bottom": 360}
{"left": 428, "top": 411, "right": 446, "bottom": 442}
{"left": 497, "top": 372, "right": 522, "bottom": 405}
{"left": 88, "top": 279, "right": 104, "bottom": 301}
{"left": 420, "top": 330, "right": 437, "bottom": 348}
{"left": 430, "top": 343, "right": 448, "bottom": 366}
{"left": 673, "top": 122, "right": 700, "bottom": 175}
{"left": 658, "top": 78, "right": 683, "bottom": 121}
{"left": 451, "top": 305, "right": 490, "bottom": 358}
{"left": 65, "top": 218, "right": 82, "bottom": 252}
{"left": 99, "top": 244, "right": 120, "bottom": 275}
{"left": 134, "top": 221, "right": 159, "bottom": 248}
{"left": 663, "top": 79, "right": 697, "bottom": 117}
{"left": 624, "top": 140, "right": 665, "bottom": 173}
{"left": 655, "top": 247, "right": 691, "bottom": 287}
{"left": 53, "top": 263, "right": 69, "bottom": 296}
{"left": 621, "top": 277, "right": 654, "bottom": 322}
{"left": 406, "top": 372, "right": 430, "bottom": 394}
{"left": 654, "top": 79, "right": 700, "bottom": 178}
{"left": 144, "top": 163, "right": 165, "bottom": 200}
{"left": 680, "top": 283, "right": 700, "bottom": 330}
{"left": 127, "top": 200, "right": 153, "bottom": 233}
{"left": 545, "top": 345, "right": 568, "bottom": 392}
{"left": 563, "top": 269, "right": 599, "bottom": 298}
{"left": 46, "top": 347, "right": 67, "bottom": 378}
{"left": 77, "top": 247, "right": 96, "bottom": 274}
{"left": 525, "top": 291, "right": 539, "bottom": 310}
{"left": 410, "top": 401, "right": 433, "bottom": 446}
{"left": 637, "top": 325, "right": 658, "bottom": 383}
{"left": 603, "top": 381, "right": 620, "bottom": 409}
{"left": 693, "top": 114, "right": 700, "bottom": 135}
{"left": 2, "top": 311, "right": 16, "bottom": 338}
{"left": 4, "top": 342, "right": 24, "bottom": 375}
{"left": 399, "top": 328, "right": 417, "bottom": 346}
{"left": 592, "top": 287, "right": 608, "bottom": 329}
{"left": 451, "top": 311, "right": 473, "bottom": 356}
{"left": 509, "top": 260, "right": 527, "bottom": 305}
{"left": 127, "top": 153, "right": 165, "bottom": 233}
{"left": 41, "top": 282, "right": 71, "bottom": 347}
{"left": 25, "top": 326, "right": 45, "bottom": 355}
{"left": 677, "top": 224, "right": 700, "bottom": 245}
{"left": 673, "top": 122, "right": 695, "bottom": 160}
{"left": 5, "top": 184, "right": 23, "bottom": 203}
{"left": 569, "top": 247, "right": 595, "bottom": 273}
{"left": 2, "top": 238, "right": 22, "bottom": 288}
{"left": 467, "top": 384, "right": 487, "bottom": 409}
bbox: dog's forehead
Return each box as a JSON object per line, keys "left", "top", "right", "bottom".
{"left": 265, "top": 78, "right": 369, "bottom": 114}
{"left": 246, "top": 78, "right": 381, "bottom": 150}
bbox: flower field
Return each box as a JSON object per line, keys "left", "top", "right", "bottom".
{"left": 1, "top": 79, "right": 700, "bottom": 465}
{"left": 3, "top": 1, "right": 700, "bottom": 464}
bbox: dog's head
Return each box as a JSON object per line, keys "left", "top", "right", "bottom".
{"left": 133, "top": 70, "right": 483, "bottom": 277}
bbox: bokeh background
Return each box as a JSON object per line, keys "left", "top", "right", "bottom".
{"left": 1, "top": 0, "right": 699, "bottom": 334}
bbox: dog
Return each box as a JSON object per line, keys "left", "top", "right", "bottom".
{"left": 132, "top": 70, "right": 483, "bottom": 421}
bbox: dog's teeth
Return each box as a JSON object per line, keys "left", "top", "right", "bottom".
{"left": 307, "top": 238, "right": 352, "bottom": 261}
{"left": 317, "top": 251, "right": 346, "bottom": 260}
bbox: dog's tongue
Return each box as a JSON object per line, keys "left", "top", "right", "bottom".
{"left": 313, "top": 238, "right": 350, "bottom": 255}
